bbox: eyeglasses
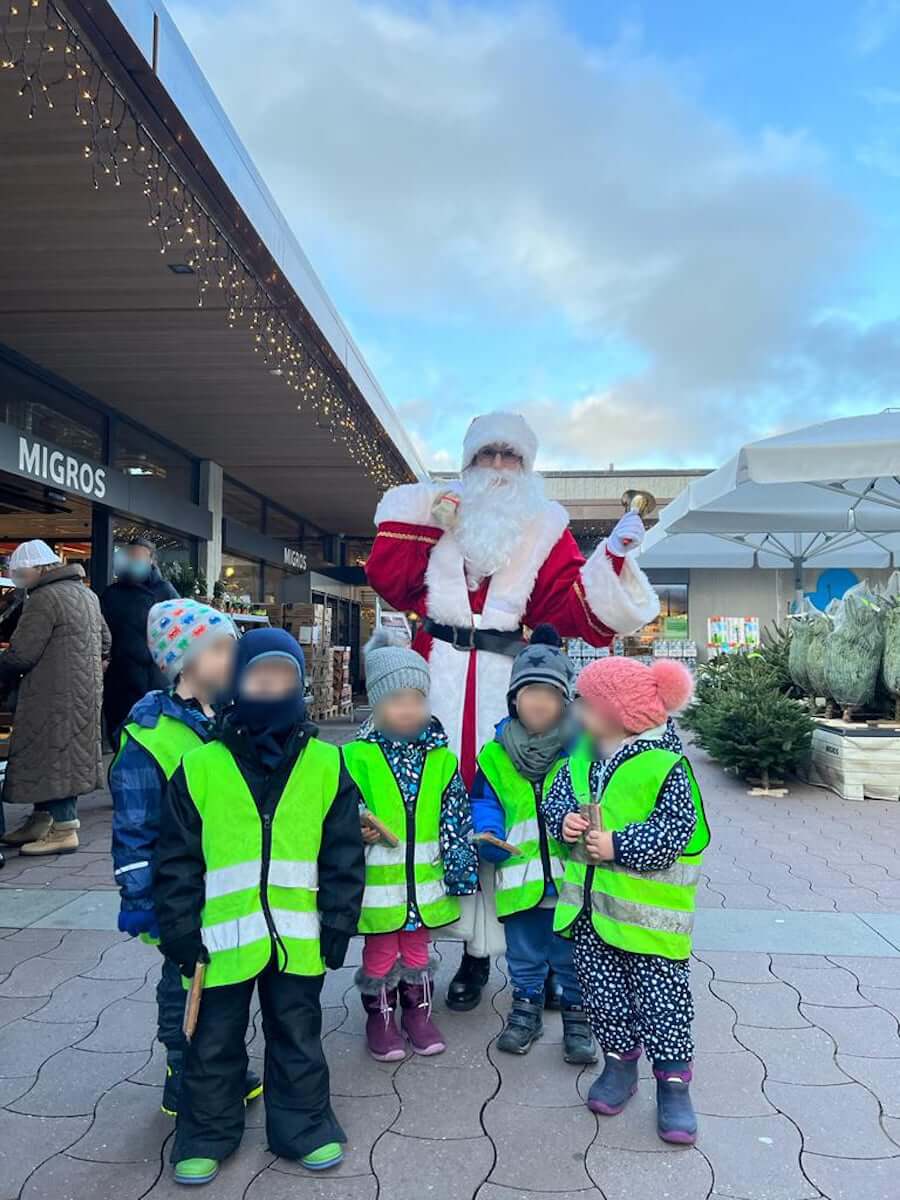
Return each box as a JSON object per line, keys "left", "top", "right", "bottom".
{"left": 474, "top": 446, "right": 523, "bottom": 468}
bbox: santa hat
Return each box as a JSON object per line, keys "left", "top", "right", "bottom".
{"left": 462, "top": 411, "right": 539, "bottom": 473}
{"left": 577, "top": 657, "right": 694, "bottom": 734}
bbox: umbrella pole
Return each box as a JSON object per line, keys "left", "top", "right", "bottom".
{"left": 792, "top": 555, "right": 804, "bottom": 611}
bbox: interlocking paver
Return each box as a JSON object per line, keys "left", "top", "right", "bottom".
{"left": 478, "top": 1185, "right": 602, "bottom": 1200}
{"left": 691, "top": 1049, "right": 774, "bottom": 1117}
{"left": 144, "top": 1126, "right": 272, "bottom": 1199}
{"left": 394, "top": 1059, "right": 496, "bottom": 1137}
{"left": 65, "top": 1079, "right": 169, "bottom": 1162}
{"left": 28, "top": 973, "right": 143, "bottom": 1023}
{"left": 587, "top": 1144, "right": 713, "bottom": 1200}
{"left": 43, "top": 929, "right": 124, "bottom": 965}
{"left": 252, "top": 1171, "right": 377, "bottom": 1199}
{"left": 836, "top": 1053, "right": 900, "bottom": 1116}
{"left": 325, "top": 1030, "right": 398, "bottom": 1097}
{"left": 0, "top": 1073, "right": 35, "bottom": 1106}
{"left": 766, "top": 1079, "right": 898, "bottom": 1158}
{"left": 485, "top": 1099, "right": 595, "bottom": 1189}
{"left": 9, "top": 1045, "right": 148, "bottom": 1116}
{"left": 0, "top": 993, "right": 51, "bottom": 1028}
{"left": 800, "top": 1002, "right": 900, "bottom": 1057}
{"left": 710, "top": 980, "right": 809, "bottom": 1029}
{"left": 129, "top": 1038, "right": 166, "bottom": 1086}
{"left": 803, "top": 1151, "right": 900, "bottom": 1200}
{"left": 492, "top": 1040, "right": 581, "bottom": 1108}
{"left": 585, "top": 1077, "right": 669, "bottom": 1153}
{"left": 769, "top": 961, "right": 866, "bottom": 1007}
{"left": 84, "top": 936, "right": 161, "bottom": 981}
{"left": 735, "top": 1023, "right": 847, "bottom": 1085}
{"left": 859, "top": 985, "right": 900, "bottom": 1022}
{"left": 372, "top": 1131, "right": 493, "bottom": 1199}
{"left": 695, "top": 951, "right": 772, "bottom": 983}
{"left": 319, "top": 965, "right": 355, "bottom": 1008}
{"left": 698, "top": 1113, "right": 817, "bottom": 1199}
{"left": 0, "top": 1016, "right": 93, "bottom": 1078}
{"left": 830, "top": 957, "right": 900, "bottom": 989}
{"left": 77, "top": 998, "right": 159, "bottom": 1053}
{"left": 0, "top": 954, "right": 82, "bottom": 998}
{"left": 0, "top": 1110, "right": 92, "bottom": 1198}
{"left": 20, "top": 1153, "right": 161, "bottom": 1200}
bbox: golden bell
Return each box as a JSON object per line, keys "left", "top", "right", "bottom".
{"left": 621, "top": 489, "right": 656, "bottom": 518}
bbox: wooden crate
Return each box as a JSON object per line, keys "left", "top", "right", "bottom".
{"left": 803, "top": 721, "right": 900, "bottom": 801}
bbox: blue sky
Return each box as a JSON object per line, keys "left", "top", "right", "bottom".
{"left": 169, "top": 0, "right": 900, "bottom": 471}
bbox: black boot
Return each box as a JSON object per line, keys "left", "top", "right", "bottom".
{"left": 586, "top": 1048, "right": 641, "bottom": 1115}
{"left": 496, "top": 997, "right": 543, "bottom": 1054}
{"left": 544, "top": 969, "right": 563, "bottom": 1011}
{"left": 654, "top": 1062, "right": 697, "bottom": 1145}
{"left": 446, "top": 951, "right": 490, "bottom": 1012}
{"left": 561, "top": 1005, "right": 597, "bottom": 1065}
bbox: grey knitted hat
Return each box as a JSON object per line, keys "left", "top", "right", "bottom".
{"left": 507, "top": 625, "right": 575, "bottom": 714}
{"left": 364, "top": 627, "right": 430, "bottom": 707}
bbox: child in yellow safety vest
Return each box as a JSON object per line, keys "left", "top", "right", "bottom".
{"left": 541, "top": 656, "right": 710, "bottom": 1146}
{"left": 471, "top": 625, "right": 596, "bottom": 1065}
{"left": 109, "top": 598, "right": 256, "bottom": 1119}
{"left": 345, "top": 629, "right": 478, "bottom": 1062}
{"left": 154, "top": 628, "right": 366, "bottom": 1185}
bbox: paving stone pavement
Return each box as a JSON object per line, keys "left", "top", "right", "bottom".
{"left": 0, "top": 729, "right": 899, "bottom": 1198}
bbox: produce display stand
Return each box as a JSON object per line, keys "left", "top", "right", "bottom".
{"left": 803, "top": 719, "right": 900, "bottom": 802}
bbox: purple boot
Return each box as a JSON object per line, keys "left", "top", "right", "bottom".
{"left": 399, "top": 969, "right": 446, "bottom": 1056}
{"left": 654, "top": 1062, "right": 697, "bottom": 1145}
{"left": 357, "top": 972, "right": 406, "bottom": 1062}
{"left": 587, "top": 1047, "right": 641, "bottom": 1115}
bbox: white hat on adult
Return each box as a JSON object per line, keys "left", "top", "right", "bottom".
{"left": 9, "top": 540, "right": 61, "bottom": 570}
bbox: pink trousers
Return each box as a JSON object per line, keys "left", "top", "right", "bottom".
{"left": 362, "top": 928, "right": 431, "bottom": 980}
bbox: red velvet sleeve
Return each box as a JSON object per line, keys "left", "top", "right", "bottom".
{"left": 523, "top": 529, "right": 623, "bottom": 647}
{"left": 364, "top": 521, "right": 442, "bottom": 617}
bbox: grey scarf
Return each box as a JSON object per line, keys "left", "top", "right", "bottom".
{"left": 499, "top": 714, "right": 574, "bottom": 783}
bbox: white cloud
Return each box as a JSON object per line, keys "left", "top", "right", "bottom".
{"left": 854, "top": 0, "right": 900, "bottom": 55}
{"left": 170, "top": 0, "right": 874, "bottom": 467}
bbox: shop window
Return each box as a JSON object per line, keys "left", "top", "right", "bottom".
{"left": 263, "top": 565, "right": 287, "bottom": 604}
{"left": 223, "top": 478, "right": 264, "bottom": 532}
{"left": 0, "top": 359, "right": 105, "bottom": 460}
{"left": 113, "top": 520, "right": 195, "bottom": 595}
{"left": 113, "top": 424, "right": 194, "bottom": 500}
{"left": 625, "top": 583, "right": 688, "bottom": 648}
{"left": 222, "top": 553, "right": 261, "bottom": 603}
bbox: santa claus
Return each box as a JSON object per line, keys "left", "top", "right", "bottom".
{"left": 365, "top": 411, "right": 659, "bottom": 1007}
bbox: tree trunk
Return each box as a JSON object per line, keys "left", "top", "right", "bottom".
{"left": 760, "top": 765, "right": 770, "bottom": 791}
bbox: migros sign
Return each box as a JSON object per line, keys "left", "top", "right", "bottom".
{"left": 18, "top": 435, "right": 107, "bottom": 500}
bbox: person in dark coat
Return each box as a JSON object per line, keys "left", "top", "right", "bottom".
{"left": 154, "top": 628, "right": 365, "bottom": 1185}
{"left": 101, "top": 538, "right": 177, "bottom": 739}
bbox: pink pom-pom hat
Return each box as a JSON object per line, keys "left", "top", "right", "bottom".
{"left": 577, "top": 657, "right": 694, "bottom": 734}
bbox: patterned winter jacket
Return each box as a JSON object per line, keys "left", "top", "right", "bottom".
{"left": 110, "top": 690, "right": 213, "bottom": 913}
{"left": 357, "top": 715, "right": 479, "bottom": 925}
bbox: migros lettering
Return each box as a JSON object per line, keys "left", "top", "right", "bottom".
{"left": 18, "top": 435, "right": 107, "bottom": 500}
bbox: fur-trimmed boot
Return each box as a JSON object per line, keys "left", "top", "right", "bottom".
{"left": 399, "top": 961, "right": 446, "bottom": 1055}
{"left": 356, "top": 967, "right": 406, "bottom": 1062}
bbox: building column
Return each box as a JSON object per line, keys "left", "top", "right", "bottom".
{"left": 91, "top": 506, "right": 114, "bottom": 591}
{"left": 197, "top": 461, "right": 223, "bottom": 591}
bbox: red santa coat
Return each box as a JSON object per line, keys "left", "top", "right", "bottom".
{"left": 366, "top": 482, "right": 659, "bottom": 787}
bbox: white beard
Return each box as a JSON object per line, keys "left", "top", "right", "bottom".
{"left": 455, "top": 467, "right": 547, "bottom": 586}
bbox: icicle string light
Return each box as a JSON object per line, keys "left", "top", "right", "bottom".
{"left": 0, "top": 0, "right": 408, "bottom": 490}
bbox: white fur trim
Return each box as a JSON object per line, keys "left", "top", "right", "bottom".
{"left": 374, "top": 482, "right": 441, "bottom": 528}
{"left": 428, "top": 638, "right": 469, "bottom": 756}
{"left": 580, "top": 542, "right": 660, "bottom": 635}
{"left": 462, "top": 412, "right": 538, "bottom": 472}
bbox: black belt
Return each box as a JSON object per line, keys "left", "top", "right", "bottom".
{"left": 423, "top": 618, "right": 525, "bottom": 657}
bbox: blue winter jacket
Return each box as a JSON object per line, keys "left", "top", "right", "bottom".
{"left": 109, "top": 690, "right": 213, "bottom": 915}
{"left": 471, "top": 718, "right": 571, "bottom": 903}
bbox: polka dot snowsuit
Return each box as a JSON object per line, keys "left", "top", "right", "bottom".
{"left": 542, "top": 723, "right": 698, "bottom": 1065}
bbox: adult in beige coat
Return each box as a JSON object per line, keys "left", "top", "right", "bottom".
{"left": 0, "top": 541, "right": 111, "bottom": 857}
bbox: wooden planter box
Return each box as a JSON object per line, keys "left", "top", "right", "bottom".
{"left": 803, "top": 720, "right": 900, "bottom": 801}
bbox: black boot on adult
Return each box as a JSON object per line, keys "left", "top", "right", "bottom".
{"left": 496, "top": 997, "right": 543, "bottom": 1054}
{"left": 446, "top": 951, "right": 491, "bottom": 1012}
{"left": 561, "top": 1006, "right": 598, "bottom": 1065}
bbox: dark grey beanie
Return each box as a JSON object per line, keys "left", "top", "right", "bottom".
{"left": 507, "top": 625, "right": 575, "bottom": 713}
{"left": 364, "top": 627, "right": 430, "bottom": 707}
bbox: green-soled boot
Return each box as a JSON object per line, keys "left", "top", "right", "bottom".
{"left": 300, "top": 1142, "right": 344, "bottom": 1171}
{"left": 174, "top": 1158, "right": 219, "bottom": 1186}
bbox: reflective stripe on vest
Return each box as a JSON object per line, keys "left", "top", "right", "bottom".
{"left": 120, "top": 715, "right": 204, "bottom": 781}
{"left": 183, "top": 737, "right": 340, "bottom": 987}
{"left": 553, "top": 749, "right": 709, "bottom": 960}
{"left": 342, "top": 740, "right": 460, "bottom": 934}
{"left": 477, "top": 741, "right": 566, "bottom": 919}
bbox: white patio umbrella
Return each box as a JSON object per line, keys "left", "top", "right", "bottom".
{"left": 641, "top": 411, "right": 900, "bottom": 601}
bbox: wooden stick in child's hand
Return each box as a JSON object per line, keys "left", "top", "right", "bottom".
{"left": 579, "top": 802, "right": 603, "bottom": 833}
{"left": 470, "top": 831, "right": 523, "bottom": 857}
{"left": 182, "top": 960, "right": 206, "bottom": 1043}
{"left": 361, "top": 810, "right": 400, "bottom": 848}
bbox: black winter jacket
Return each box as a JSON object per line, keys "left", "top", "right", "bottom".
{"left": 153, "top": 720, "right": 366, "bottom": 963}
{"left": 100, "top": 569, "right": 178, "bottom": 736}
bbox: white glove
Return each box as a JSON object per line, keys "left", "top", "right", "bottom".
{"left": 431, "top": 490, "right": 460, "bottom": 530}
{"left": 607, "top": 511, "right": 645, "bottom": 556}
